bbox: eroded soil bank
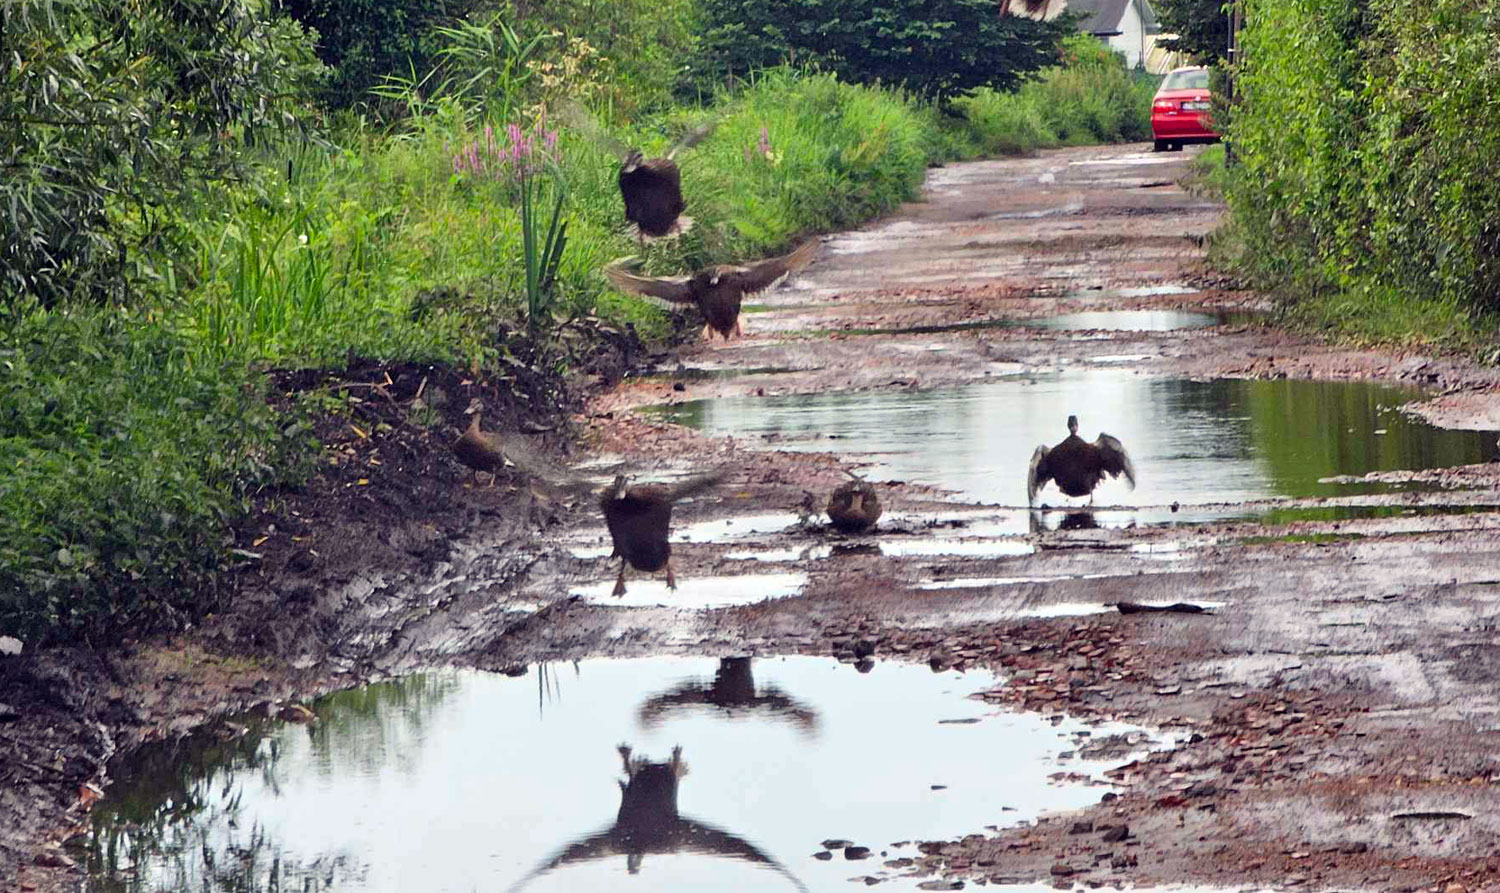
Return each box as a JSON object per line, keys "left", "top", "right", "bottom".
{"left": 9, "top": 143, "right": 1500, "bottom": 893}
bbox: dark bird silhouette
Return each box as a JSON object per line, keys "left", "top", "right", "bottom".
{"left": 638, "top": 658, "right": 820, "bottom": 733}
{"left": 826, "top": 477, "right": 882, "bottom": 534}
{"left": 605, "top": 240, "right": 818, "bottom": 341}
{"left": 505, "top": 745, "right": 807, "bottom": 892}
{"left": 601, "top": 470, "right": 726, "bottom": 596}
{"left": 1027, "top": 415, "right": 1136, "bottom": 506}
{"left": 619, "top": 123, "right": 715, "bottom": 243}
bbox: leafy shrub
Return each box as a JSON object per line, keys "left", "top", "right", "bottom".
{"left": 280, "top": 0, "right": 487, "bottom": 108}
{"left": 952, "top": 36, "right": 1158, "bottom": 153}
{"left": 688, "top": 0, "right": 1075, "bottom": 101}
{"left": 0, "top": 310, "right": 313, "bottom": 644}
{"left": 1226, "top": 0, "right": 1500, "bottom": 340}
{"left": 0, "top": 0, "right": 322, "bottom": 309}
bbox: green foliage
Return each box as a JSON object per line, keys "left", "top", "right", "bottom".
{"left": 953, "top": 36, "right": 1159, "bottom": 153}
{"left": 1224, "top": 0, "right": 1500, "bottom": 344}
{"left": 280, "top": 0, "right": 485, "bottom": 108}
{"left": 688, "top": 0, "right": 1076, "bottom": 101}
{"left": 0, "top": 310, "right": 313, "bottom": 644}
{"left": 515, "top": 0, "right": 698, "bottom": 115}
{"left": 1154, "top": 0, "right": 1233, "bottom": 64}
{"left": 0, "top": 0, "right": 322, "bottom": 308}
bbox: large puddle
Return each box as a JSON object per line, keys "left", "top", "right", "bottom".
{"left": 78, "top": 658, "right": 1154, "bottom": 892}
{"left": 646, "top": 372, "right": 1498, "bottom": 517}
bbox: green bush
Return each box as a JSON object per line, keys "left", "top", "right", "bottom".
{"left": 1225, "top": 0, "right": 1500, "bottom": 342}
{"left": 688, "top": 0, "right": 1074, "bottom": 101}
{"left": 952, "top": 36, "right": 1158, "bottom": 154}
{"left": 0, "top": 0, "right": 321, "bottom": 309}
{"left": 0, "top": 310, "right": 313, "bottom": 644}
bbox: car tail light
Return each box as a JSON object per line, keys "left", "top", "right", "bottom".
{"left": 1153, "top": 99, "right": 1177, "bottom": 111}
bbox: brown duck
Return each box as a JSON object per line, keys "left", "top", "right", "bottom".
{"left": 604, "top": 240, "right": 818, "bottom": 340}
{"left": 601, "top": 470, "right": 726, "bottom": 596}
{"left": 826, "top": 477, "right": 882, "bottom": 534}
{"left": 618, "top": 122, "right": 715, "bottom": 243}
{"left": 1027, "top": 415, "right": 1136, "bottom": 505}
{"left": 452, "top": 415, "right": 507, "bottom": 485}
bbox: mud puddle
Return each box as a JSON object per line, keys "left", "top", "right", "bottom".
{"left": 75, "top": 657, "right": 1162, "bottom": 893}
{"left": 646, "top": 372, "right": 1498, "bottom": 522}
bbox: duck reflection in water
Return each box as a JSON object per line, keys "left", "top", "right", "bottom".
{"left": 507, "top": 745, "right": 807, "bottom": 892}
{"left": 1029, "top": 509, "right": 1102, "bottom": 534}
{"left": 637, "top": 658, "right": 819, "bottom": 734}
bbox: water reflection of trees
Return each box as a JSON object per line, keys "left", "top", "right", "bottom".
{"left": 1239, "top": 380, "right": 1498, "bottom": 498}
{"left": 507, "top": 745, "right": 807, "bottom": 893}
{"left": 80, "top": 673, "right": 456, "bottom": 892}
{"left": 636, "top": 658, "right": 820, "bottom": 734}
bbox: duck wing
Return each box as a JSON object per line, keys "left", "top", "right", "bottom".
{"left": 604, "top": 261, "right": 697, "bottom": 305}
{"left": 1027, "top": 445, "right": 1051, "bottom": 505}
{"left": 554, "top": 99, "right": 631, "bottom": 159}
{"left": 503, "top": 826, "right": 618, "bottom": 893}
{"left": 716, "top": 240, "right": 818, "bottom": 298}
{"left": 662, "top": 468, "right": 728, "bottom": 504}
{"left": 1093, "top": 434, "right": 1136, "bottom": 490}
{"left": 666, "top": 121, "right": 717, "bottom": 160}
{"left": 673, "top": 817, "right": 810, "bottom": 893}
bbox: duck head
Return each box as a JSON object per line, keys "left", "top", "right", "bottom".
{"left": 1067, "top": 414, "right": 1079, "bottom": 435}
{"left": 621, "top": 149, "right": 644, "bottom": 172}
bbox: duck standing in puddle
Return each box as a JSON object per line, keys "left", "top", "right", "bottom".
{"left": 1028, "top": 415, "right": 1136, "bottom": 506}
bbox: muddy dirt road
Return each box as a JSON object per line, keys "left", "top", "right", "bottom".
{"left": 15, "top": 143, "right": 1500, "bottom": 893}
{"left": 550, "top": 144, "right": 1500, "bottom": 892}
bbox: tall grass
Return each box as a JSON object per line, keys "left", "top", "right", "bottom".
{"left": 953, "top": 36, "right": 1158, "bottom": 155}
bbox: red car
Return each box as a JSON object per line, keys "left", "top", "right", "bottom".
{"left": 1151, "top": 66, "right": 1219, "bottom": 152}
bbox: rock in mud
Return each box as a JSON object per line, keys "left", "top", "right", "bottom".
{"left": 1069, "top": 820, "right": 1094, "bottom": 835}
{"left": 917, "top": 881, "right": 964, "bottom": 891}
{"left": 813, "top": 851, "right": 833, "bottom": 861}
{"left": 846, "top": 845, "right": 873, "bottom": 860}
{"left": 822, "top": 838, "right": 854, "bottom": 849}
{"left": 1099, "top": 823, "right": 1130, "bottom": 843}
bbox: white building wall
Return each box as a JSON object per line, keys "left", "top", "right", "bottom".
{"left": 1108, "top": 1, "right": 1149, "bottom": 68}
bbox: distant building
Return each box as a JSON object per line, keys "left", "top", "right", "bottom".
{"left": 1003, "top": 0, "right": 1164, "bottom": 71}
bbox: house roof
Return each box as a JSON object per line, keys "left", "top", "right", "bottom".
{"left": 1066, "top": 0, "right": 1160, "bottom": 36}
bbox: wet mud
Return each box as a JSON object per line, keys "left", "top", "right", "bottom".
{"left": 10, "top": 143, "right": 1500, "bottom": 893}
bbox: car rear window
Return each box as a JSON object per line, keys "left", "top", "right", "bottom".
{"left": 1162, "top": 69, "right": 1210, "bottom": 91}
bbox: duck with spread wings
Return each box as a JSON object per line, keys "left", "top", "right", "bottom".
{"left": 605, "top": 240, "right": 818, "bottom": 341}
{"left": 1027, "top": 415, "right": 1137, "bottom": 506}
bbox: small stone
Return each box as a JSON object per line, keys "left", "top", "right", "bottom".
{"left": 1100, "top": 792, "right": 1119, "bottom": 803}
{"left": 278, "top": 704, "right": 315, "bottom": 723}
{"left": 672, "top": 382, "right": 686, "bottom": 392}
{"left": 1100, "top": 824, "right": 1129, "bottom": 843}
{"left": 853, "top": 639, "right": 877, "bottom": 659}
{"left": 846, "top": 846, "right": 873, "bottom": 860}
{"left": 822, "top": 839, "right": 855, "bottom": 850}
{"left": 1050, "top": 863, "right": 1077, "bottom": 877}
{"left": 916, "top": 882, "right": 964, "bottom": 891}
{"left": 814, "top": 851, "right": 834, "bottom": 861}
{"left": 1444, "top": 884, "right": 1468, "bottom": 893}
{"left": 1069, "top": 821, "right": 1094, "bottom": 835}
{"left": 855, "top": 658, "right": 876, "bottom": 674}
{"left": 34, "top": 849, "right": 76, "bottom": 869}
{"left": 0, "top": 636, "right": 22, "bottom": 656}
